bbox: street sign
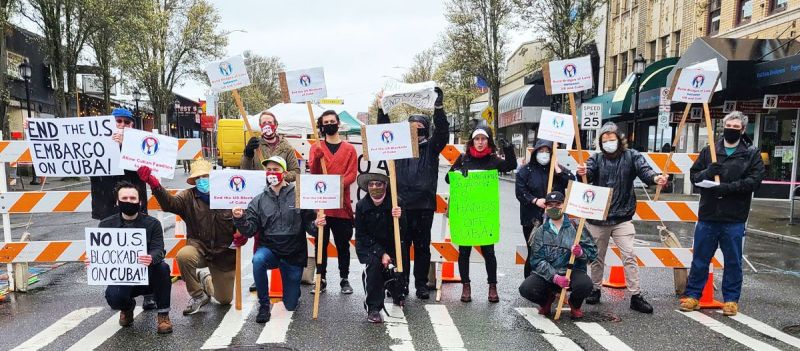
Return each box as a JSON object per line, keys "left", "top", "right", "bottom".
{"left": 482, "top": 106, "right": 494, "bottom": 124}
{"left": 658, "top": 111, "right": 670, "bottom": 128}
{"left": 659, "top": 88, "right": 671, "bottom": 112}
{"left": 580, "top": 103, "right": 602, "bottom": 130}
{"left": 319, "top": 98, "right": 344, "bottom": 105}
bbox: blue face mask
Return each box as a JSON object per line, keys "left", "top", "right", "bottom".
{"left": 196, "top": 178, "right": 210, "bottom": 193}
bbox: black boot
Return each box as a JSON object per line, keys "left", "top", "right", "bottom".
{"left": 416, "top": 285, "right": 430, "bottom": 300}
{"left": 256, "top": 304, "right": 271, "bottom": 323}
{"left": 142, "top": 294, "right": 157, "bottom": 310}
{"left": 585, "top": 289, "right": 601, "bottom": 305}
{"left": 630, "top": 294, "right": 653, "bottom": 314}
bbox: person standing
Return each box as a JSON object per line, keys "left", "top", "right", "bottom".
{"left": 516, "top": 139, "right": 574, "bottom": 278}
{"left": 377, "top": 87, "right": 449, "bottom": 300}
{"left": 446, "top": 127, "right": 517, "bottom": 302}
{"left": 576, "top": 122, "right": 667, "bottom": 313}
{"left": 240, "top": 111, "right": 301, "bottom": 180}
{"left": 680, "top": 112, "right": 765, "bottom": 316}
{"left": 308, "top": 110, "right": 358, "bottom": 294}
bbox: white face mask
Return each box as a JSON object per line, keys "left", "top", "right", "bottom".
{"left": 535, "top": 152, "right": 551, "bottom": 166}
{"left": 602, "top": 140, "right": 618, "bottom": 154}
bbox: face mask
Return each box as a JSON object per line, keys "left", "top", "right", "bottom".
{"left": 368, "top": 187, "right": 386, "bottom": 199}
{"left": 118, "top": 201, "right": 140, "bottom": 216}
{"left": 536, "top": 152, "right": 551, "bottom": 166}
{"left": 546, "top": 207, "right": 563, "bottom": 220}
{"left": 195, "top": 178, "right": 209, "bottom": 193}
{"left": 266, "top": 171, "right": 284, "bottom": 186}
{"left": 602, "top": 140, "right": 618, "bottom": 154}
{"left": 321, "top": 124, "right": 339, "bottom": 136}
{"left": 723, "top": 128, "right": 742, "bottom": 144}
{"left": 261, "top": 124, "right": 275, "bottom": 138}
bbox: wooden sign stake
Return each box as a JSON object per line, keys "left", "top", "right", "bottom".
{"left": 568, "top": 92, "right": 589, "bottom": 184}
{"left": 387, "top": 159, "right": 404, "bottom": 273}
{"left": 306, "top": 101, "right": 329, "bottom": 320}
{"left": 702, "top": 102, "right": 721, "bottom": 183}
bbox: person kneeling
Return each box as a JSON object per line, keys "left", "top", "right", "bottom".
{"left": 519, "top": 191, "right": 597, "bottom": 319}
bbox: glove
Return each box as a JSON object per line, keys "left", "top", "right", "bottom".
{"left": 434, "top": 87, "right": 444, "bottom": 108}
{"left": 711, "top": 183, "right": 732, "bottom": 197}
{"left": 460, "top": 167, "right": 469, "bottom": 178}
{"left": 706, "top": 162, "right": 724, "bottom": 179}
{"left": 571, "top": 244, "right": 583, "bottom": 258}
{"left": 137, "top": 166, "right": 161, "bottom": 188}
{"left": 553, "top": 275, "right": 570, "bottom": 289}
{"left": 244, "top": 137, "right": 260, "bottom": 158}
{"left": 232, "top": 233, "right": 248, "bottom": 248}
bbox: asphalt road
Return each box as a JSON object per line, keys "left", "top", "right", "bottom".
{"left": 2, "top": 169, "right": 800, "bottom": 351}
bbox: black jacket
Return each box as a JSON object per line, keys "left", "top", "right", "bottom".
{"left": 516, "top": 141, "right": 573, "bottom": 227}
{"left": 98, "top": 212, "right": 165, "bottom": 266}
{"left": 354, "top": 193, "right": 406, "bottom": 264}
{"left": 690, "top": 140, "right": 765, "bottom": 223}
{"left": 584, "top": 149, "right": 658, "bottom": 225}
{"left": 90, "top": 170, "right": 148, "bottom": 220}
{"left": 445, "top": 145, "right": 518, "bottom": 183}
{"left": 377, "top": 108, "right": 449, "bottom": 210}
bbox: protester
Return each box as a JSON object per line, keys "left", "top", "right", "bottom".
{"left": 576, "top": 122, "right": 667, "bottom": 313}
{"left": 680, "top": 112, "right": 765, "bottom": 316}
{"left": 354, "top": 173, "right": 405, "bottom": 323}
{"left": 377, "top": 87, "right": 449, "bottom": 300}
{"left": 138, "top": 159, "right": 246, "bottom": 316}
{"left": 446, "top": 126, "right": 517, "bottom": 302}
{"left": 96, "top": 181, "right": 172, "bottom": 334}
{"left": 308, "top": 110, "right": 358, "bottom": 295}
{"left": 240, "top": 111, "right": 301, "bottom": 180}
{"left": 232, "top": 156, "right": 319, "bottom": 323}
{"left": 516, "top": 139, "right": 574, "bottom": 278}
{"left": 519, "top": 191, "right": 597, "bottom": 318}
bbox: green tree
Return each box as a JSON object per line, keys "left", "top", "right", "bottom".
{"left": 217, "top": 51, "right": 284, "bottom": 117}
{"left": 515, "top": 0, "right": 603, "bottom": 60}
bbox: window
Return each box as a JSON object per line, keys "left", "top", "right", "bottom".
{"left": 611, "top": 56, "right": 618, "bottom": 88}
{"left": 708, "top": 0, "right": 721, "bottom": 36}
{"left": 660, "top": 35, "right": 670, "bottom": 59}
{"left": 738, "top": 0, "right": 753, "bottom": 26}
{"left": 6, "top": 51, "right": 26, "bottom": 80}
{"left": 621, "top": 53, "right": 628, "bottom": 79}
{"left": 673, "top": 31, "right": 681, "bottom": 56}
{"left": 648, "top": 41, "right": 657, "bottom": 63}
{"left": 770, "top": 0, "right": 788, "bottom": 14}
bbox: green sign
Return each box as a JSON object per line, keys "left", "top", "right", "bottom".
{"left": 448, "top": 170, "right": 500, "bottom": 246}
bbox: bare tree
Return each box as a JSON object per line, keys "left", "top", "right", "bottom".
{"left": 516, "top": 0, "right": 604, "bottom": 60}
{"left": 217, "top": 51, "right": 284, "bottom": 117}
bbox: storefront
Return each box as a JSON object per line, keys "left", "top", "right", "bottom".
{"left": 497, "top": 84, "right": 552, "bottom": 158}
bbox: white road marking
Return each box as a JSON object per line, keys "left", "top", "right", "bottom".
{"left": 256, "top": 302, "right": 294, "bottom": 344}
{"left": 201, "top": 245, "right": 256, "bottom": 350}
{"left": 11, "top": 307, "right": 103, "bottom": 351}
{"left": 718, "top": 311, "right": 800, "bottom": 349}
{"left": 383, "top": 304, "right": 415, "bottom": 351}
{"left": 678, "top": 311, "right": 782, "bottom": 351}
{"left": 515, "top": 308, "right": 583, "bottom": 351}
{"left": 574, "top": 322, "right": 634, "bottom": 351}
{"left": 65, "top": 307, "right": 144, "bottom": 351}
{"left": 424, "top": 305, "right": 466, "bottom": 351}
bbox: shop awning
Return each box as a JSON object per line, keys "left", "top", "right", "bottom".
{"left": 579, "top": 92, "right": 614, "bottom": 120}
{"left": 498, "top": 84, "right": 551, "bottom": 128}
{"left": 610, "top": 57, "right": 679, "bottom": 115}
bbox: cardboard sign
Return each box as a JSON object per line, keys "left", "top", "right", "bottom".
{"left": 85, "top": 228, "right": 148, "bottom": 286}
{"left": 564, "top": 181, "right": 613, "bottom": 221}
{"left": 295, "top": 174, "right": 343, "bottom": 209}
{"left": 448, "top": 170, "right": 500, "bottom": 246}
{"left": 580, "top": 103, "right": 602, "bottom": 130}
{"left": 285, "top": 67, "right": 327, "bottom": 103}
{"left": 119, "top": 128, "right": 178, "bottom": 179}
{"left": 206, "top": 54, "right": 251, "bottom": 92}
{"left": 538, "top": 110, "right": 576, "bottom": 147}
{"left": 360, "top": 122, "right": 419, "bottom": 161}
{"left": 25, "top": 116, "right": 123, "bottom": 177}
{"left": 209, "top": 169, "right": 266, "bottom": 209}
{"left": 380, "top": 80, "right": 437, "bottom": 113}
{"left": 544, "top": 56, "right": 593, "bottom": 94}
{"left": 668, "top": 69, "right": 720, "bottom": 103}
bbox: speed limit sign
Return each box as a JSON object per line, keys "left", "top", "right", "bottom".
{"left": 580, "top": 103, "right": 602, "bottom": 130}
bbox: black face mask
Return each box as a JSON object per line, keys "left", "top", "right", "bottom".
{"left": 723, "top": 128, "right": 742, "bottom": 144}
{"left": 321, "top": 124, "right": 339, "bottom": 136}
{"left": 118, "top": 201, "right": 140, "bottom": 216}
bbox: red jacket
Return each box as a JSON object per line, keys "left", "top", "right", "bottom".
{"left": 309, "top": 140, "right": 358, "bottom": 220}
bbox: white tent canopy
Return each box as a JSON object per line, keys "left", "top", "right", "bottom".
{"left": 243, "top": 103, "right": 363, "bottom": 136}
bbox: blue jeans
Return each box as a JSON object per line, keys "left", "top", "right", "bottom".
{"left": 685, "top": 221, "right": 745, "bottom": 302}
{"left": 105, "top": 261, "right": 171, "bottom": 313}
{"left": 252, "top": 246, "right": 303, "bottom": 310}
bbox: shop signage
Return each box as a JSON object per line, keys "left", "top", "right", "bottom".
{"left": 763, "top": 95, "right": 800, "bottom": 109}
{"left": 754, "top": 55, "right": 800, "bottom": 87}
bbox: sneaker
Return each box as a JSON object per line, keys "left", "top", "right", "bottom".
{"left": 679, "top": 297, "right": 701, "bottom": 312}
{"left": 723, "top": 301, "right": 739, "bottom": 316}
{"left": 367, "top": 310, "right": 384, "bottom": 323}
{"left": 182, "top": 293, "right": 210, "bottom": 316}
{"left": 142, "top": 295, "right": 157, "bottom": 310}
{"left": 630, "top": 294, "right": 653, "bottom": 314}
{"left": 585, "top": 289, "right": 601, "bottom": 305}
{"left": 568, "top": 301, "right": 584, "bottom": 319}
{"left": 416, "top": 286, "right": 430, "bottom": 300}
{"left": 311, "top": 279, "right": 327, "bottom": 294}
{"left": 341, "top": 279, "right": 354, "bottom": 295}
{"left": 119, "top": 308, "right": 134, "bottom": 327}
{"left": 538, "top": 293, "right": 557, "bottom": 316}
{"left": 156, "top": 313, "right": 173, "bottom": 334}
{"left": 256, "top": 304, "right": 271, "bottom": 323}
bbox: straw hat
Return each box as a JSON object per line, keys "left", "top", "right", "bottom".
{"left": 187, "top": 158, "right": 212, "bottom": 185}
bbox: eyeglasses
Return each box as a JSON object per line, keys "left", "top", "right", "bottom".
{"left": 367, "top": 181, "right": 386, "bottom": 188}
{"left": 116, "top": 119, "right": 133, "bottom": 126}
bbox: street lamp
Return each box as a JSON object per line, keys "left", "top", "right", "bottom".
{"left": 632, "top": 54, "right": 646, "bottom": 148}
{"left": 132, "top": 88, "right": 141, "bottom": 129}
{"left": 18, "top": 59, "right": 40, "bottom": 185}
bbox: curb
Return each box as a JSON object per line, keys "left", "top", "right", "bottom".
{"left": 746, "top": 227, "right": 800, "bottom": 245}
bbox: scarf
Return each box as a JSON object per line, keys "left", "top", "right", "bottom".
{"left": 468, "top": 146, "right": 492, "bottom": 159}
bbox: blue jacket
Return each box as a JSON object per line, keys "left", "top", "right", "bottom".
{"left": 528, "top": 217, "right": 598, "bottom": 281}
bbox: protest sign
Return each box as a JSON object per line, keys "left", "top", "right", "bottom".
{"left": 544, "top": 56, "right": 593, "bottom": 95}
{"left": 209, "top": 169, "right": 266, "bottom": 209}
{"left": 448, "top": 170, "right": 500, "bottom": 246}
{"left": 25, "top": 116, "right": 123, "bottom": 177}
{"left": 206, "top": 55, "right": 251, "bottom": 92}
{"left": 668, "top": 68, "right": 720, "bottom": 103}
{"left": 361, "top": 122, "right": 419, "bottom": 161}
{"left": 295, "top": 174, "right": 343, "bottom": 210}
{"left": 85, "top": 228, "right": 148, "bottom": 285}
{"left": 564, "top": 180, "right": 613, "bottom": 221}
{"left": 380, "top": 80, "right": 437, "bottom": 113}
{"left": 119, "top": 128, "right": 178, "bottom": 179}
{"left": 538, "top": 110, "right": 576, "bottom": 147}
{"left": 285, "top": 67, "right": 327, "bottom": 102}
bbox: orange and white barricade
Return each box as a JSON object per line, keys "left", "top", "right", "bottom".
{"left": 515, "top": 245, "right": 723, "bottom": 268}
{"left": 553, "top": 149, "right": 699, "bottom": 175}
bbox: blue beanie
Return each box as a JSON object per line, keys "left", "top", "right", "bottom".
{"left": 112, "top": 108, "right": 134, "bottom": 120}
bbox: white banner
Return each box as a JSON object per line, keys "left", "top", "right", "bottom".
{"left": 547, "top": 56, "right": 593, "bottom": 94}
{"left": 26, "top": 116, "right": 123, "bottom": 177}
{"left": 119, "top": 128, "right": 178, "bottom": 179}
{"left": 209, "top": 169, "right": 266, "bottom": 209}
{"left": 669, "top": 69, "right": 720, "bottom": 103}
{"left": 380, "top": 80, "right": 437, "bottom": 113}
{"left": 85, "top": 228, "right": 148, "bottom": 286}
{"left": 285, "top": 67, "right": 327, "bottom": 103}
{"left": 297, "top": 174, "right": 342, "bottom": 209}
{"left": 565, "top": 181, "right": 613, "bottom": 221}
{"left": 362, "top": 122, "right": 417, "bottom": 161}
{"left": 206, "top": 54, "right": 251, "bottom": 92}
{"left": 537, "top": 110, "right": 575, "bottom": 147}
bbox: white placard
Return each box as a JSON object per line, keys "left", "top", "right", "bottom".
{"left": 285, "top": 67, "right": 327, "bottom": 103}
{"left": 537, "top": 110, "right": 575, "bottom": 147}
{"left": 687, "top": 59, "right": 723, "bottom": 92}
{"left": 297, "top": 174, "right": 342, "bottom": 209}
{"left": 565, "top": 181, "right": 613, "bottom": 221}
{"left": 580, "top": 103, "right": 602, "bottom": 130}
{"left": 26, "top": 116, "right": 123, "bottom": 177}
{"left": 547, "top": 55, "right": 593, "bottom": 94}
{"left": 119, "top": 128, "right": 178, "bottom": 179}
{"left": 362, "top": 122, "right": 417, "bottom": 161}
{"left": 669, "top": 69, "right": 720, "bottom": 103}
{"left": 209, "top": 169, "right": 267, "bottom": 209}
{"left": 206, "top": 55, "right": 251, "bottom": 92}
{"left": 380, "top": 80, "right": 437, "bottom": 113}
{"left": 85, "top": 228, "right": 148, "bottom": 286}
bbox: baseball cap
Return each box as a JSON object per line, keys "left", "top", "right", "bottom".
{"left": 544, "top": 191, "right": 565, "bottom": 204}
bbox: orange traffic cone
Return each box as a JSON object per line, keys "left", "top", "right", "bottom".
{"left": 170, "top": 258, "right": 181, "bottom": 277}
{"left": 698, "top": 271, "right": 724, "bottom": 309}
{"left": 602, "top": 266, "right": 627, "bottom": 289}
{"left": 269, "top": 269, "right": 283, "bottom": 298}
{"left": 441, "top": 238, "right": 460, "bottom": 283}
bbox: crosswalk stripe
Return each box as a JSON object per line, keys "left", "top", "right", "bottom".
{"left": 11, "top": 307, "right": 103, "bottom": 351}
{"left": 718, "top": 312, "right": 800, "bottom": 349}
{"left": 678, "top": 311, "right": 782, "bottom": 351}
{"left": 201, "top": 269, "right": 256, "bottom": 350}
{"left": 383, "top": 304, "right": 415, "bottom": 351}
{"left": 65, "top": 307, "right": 144, "bottom": 351}
{"left": 424, "top": 305, "right": 466, "bottom": 351}
{"left": 515, "top": 308, "right": 583, "bottom": 351}
{"left": 574, "top": 322, "right": 634, "bottom": 351}
{"left": 256, "top": 302, "right": 293, "bottom": 344}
